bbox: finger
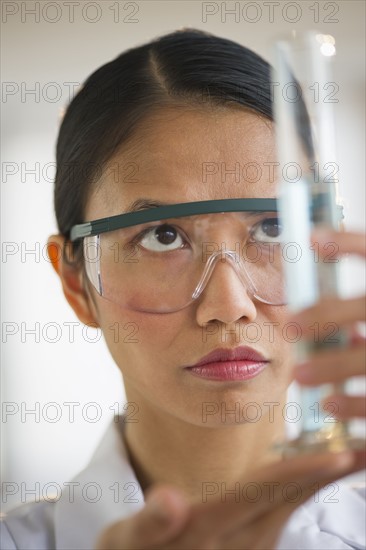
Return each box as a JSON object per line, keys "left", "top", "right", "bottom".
{"left": 228, "top": 466, "right": 359, "bottom": 549}
{"left": 289, "top": 296, "right": 365, "bottom": 337}
{"left": 165, "top": 452, "right": 356, "bottom": 550}
{"left": 344, "top": 449, "right": 366, "bottom": 473}
{"left": 311, "top": 229, "right": 366, "bottom": 258}
{"left": 95, "top": 485, "right": 190, "bottom": 550}
{"left": 349, "top": 323, "right": 366, "bottom": 346}
{"left": 294, "top": 344, "right": 365, "bottom": 385}
{"left": 324, "top": 394, "right": 366, "bottom": 419}
{"left": 218, "top": 455, "right": 360, "bottom": 550}
{"left": 185, "top": 451, "right": 355, "bottom": 540}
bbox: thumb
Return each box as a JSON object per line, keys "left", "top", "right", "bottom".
{"left": 95, "top": 485, "right": 190, "bottom": 550}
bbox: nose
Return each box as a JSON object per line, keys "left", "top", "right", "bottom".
{"left": 195, "top": 252, "right": 258, "bottom": 327}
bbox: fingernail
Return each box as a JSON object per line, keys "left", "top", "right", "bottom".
{"left": 328, "top": 450, "right": 355, "bottom": 472}
{"left": 315, "top": 450, "right": 354, "bottom": 474}
{"left": 148, "top": 493, "right": 171, "bottom": 522}
{"left": 294, "top": 363, "right": 313, "bottom": 383}
{"left": 311, "top": 228, "right": 333, "bottom": 244}
{"left": 322, "top": 395, "right": 345, "bottom": 413}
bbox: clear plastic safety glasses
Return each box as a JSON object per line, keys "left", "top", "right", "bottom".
{"left": 70, "top": 198, "right": 286, "bottom": 313}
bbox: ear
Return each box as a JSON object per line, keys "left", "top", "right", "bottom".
{"left": 47, "top": 235, "right": 100, "bottom": 327}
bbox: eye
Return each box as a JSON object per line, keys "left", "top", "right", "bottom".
{"left": 139, "top": 224, "right": 185, "bottom": 252}
{"left": 250, "top": 217, "right": 283, "bottom": 243}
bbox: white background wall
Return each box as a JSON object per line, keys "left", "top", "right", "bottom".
{"left": 1, "top": 0, "right": 365, "bottom": 511}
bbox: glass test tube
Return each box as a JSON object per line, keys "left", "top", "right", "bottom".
{"left": 272, "top": 31, "right": 364, "bottom": 455}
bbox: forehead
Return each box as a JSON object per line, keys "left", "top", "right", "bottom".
{"left": 86, "top": 106, "right": 277, "bottom": 220}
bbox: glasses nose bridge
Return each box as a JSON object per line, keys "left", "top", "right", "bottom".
{"left": 192, "top": 248, "right": 256, "bottom": 301}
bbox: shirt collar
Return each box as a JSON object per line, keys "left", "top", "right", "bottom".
{"left": 54, "top": 416, "right": 144, "bottom": 550}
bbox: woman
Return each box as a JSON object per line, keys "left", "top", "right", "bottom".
{"left": 2, "top": 28, "right": 365, "bottom": 550}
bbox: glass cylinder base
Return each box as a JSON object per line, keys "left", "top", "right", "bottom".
{"left": 275, "top": 422, "right": 366, "bottom": 458}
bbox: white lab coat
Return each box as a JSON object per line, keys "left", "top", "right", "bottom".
{"left": 1, "top": 417, "right": 365, "bottom": 550}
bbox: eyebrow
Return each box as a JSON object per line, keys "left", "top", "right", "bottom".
{"left": 126, "top": 198, "right": 171, "bottom": 212}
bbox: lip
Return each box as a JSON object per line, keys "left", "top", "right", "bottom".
{"left": 184, "top": 346, "right": 270, "bottom": 381}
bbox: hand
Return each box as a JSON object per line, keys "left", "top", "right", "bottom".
{"left": 291, "top": 228, "right": 366, "bottom": 471}
{"left": 292, "top": 229, "right": 365, "bottom": 418}
{"left": 95, "top": 450, "right": 355, "bottom": 550}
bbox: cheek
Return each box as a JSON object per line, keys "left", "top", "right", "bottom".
{"left": 97, "top": 303, "right": 193, "bottom": 414}
{"left": 97, "top": 301, "right": 189, "bottom": 369}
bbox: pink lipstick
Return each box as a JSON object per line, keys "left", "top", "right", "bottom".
{"left": 184, "top": 346, "right": 269, "bottom": 381}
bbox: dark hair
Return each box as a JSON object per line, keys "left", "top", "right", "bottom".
{"left": 54, "top": 28, "right": 273, "bottom": 244}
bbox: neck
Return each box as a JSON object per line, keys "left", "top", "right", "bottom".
{"left": 121, "top": 392, "right": 286, "bottom": 503}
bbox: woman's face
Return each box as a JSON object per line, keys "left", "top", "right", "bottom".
{"left": 83, "top": 106, "right": 293, "bottom": 427}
